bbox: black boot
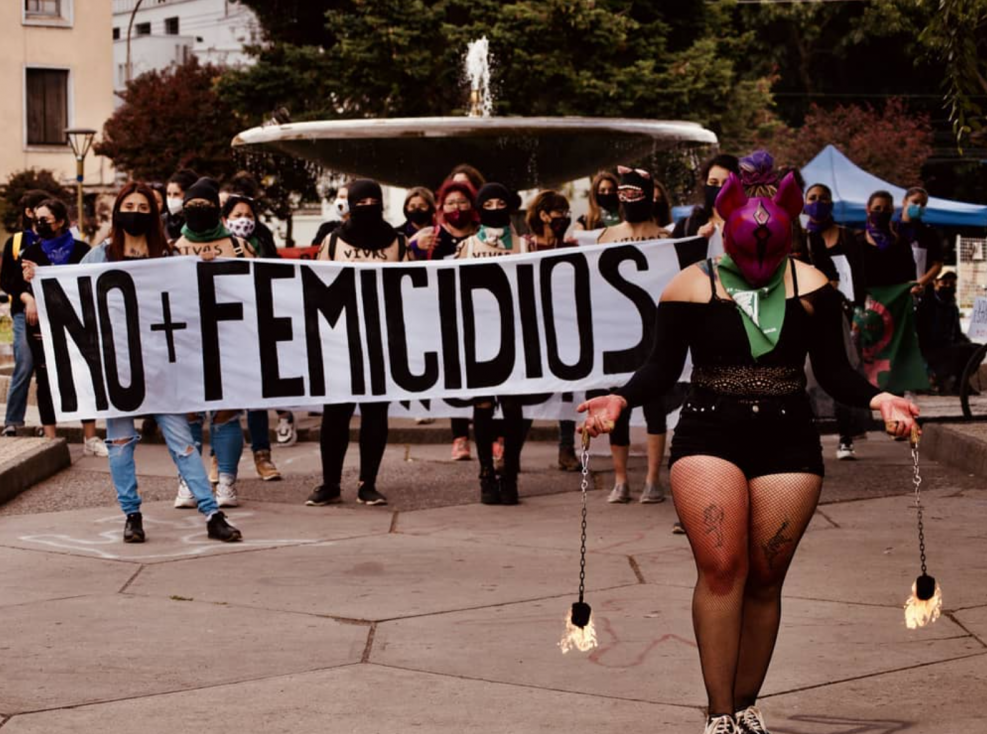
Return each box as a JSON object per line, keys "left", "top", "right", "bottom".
{"left": 499, "top": 475, "right": 519, "bottom": 505}
{"left": 207, "top": 511, "right": 242, "bottom": 542}
{"left": 123, "top": 513, "right": 145, "bottom": 543}
{"left": 480, "top": 468, "right": 500, "bottom": 505}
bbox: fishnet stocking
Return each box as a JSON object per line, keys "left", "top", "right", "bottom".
{"left": 670, "top": 457, "right": 821, "bottom": 716}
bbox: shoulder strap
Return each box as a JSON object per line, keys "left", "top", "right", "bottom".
{"left": 231, "top": 237, "right": 246, "bottom": 258}
{"left": 705, "top": 258, "right": 718, "bottom": 302}
{"left": 396, "top": 233, "right": 407, "bottom": 261}
{"left": 790, "top": 257, "right": 799, "bottom": 298}
{"left": 329, "top": 230, "right": 339, "bottom": 261}
{"left": 12, "top": 232, "right": 23, "bottom": 260}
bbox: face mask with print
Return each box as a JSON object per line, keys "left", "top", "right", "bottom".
{"left": 227, "top": 217, "right": 256, "bottom": 240}
{"left": 335, "top": 198, "right": 350, "bottom": 217}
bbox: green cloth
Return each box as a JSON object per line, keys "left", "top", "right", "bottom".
{"left": 181, "top": 222, "right": 230, "bottom": 243}
{"left": 853, "top": 283, "right": 929, "bottom": 393}
{"left": 601, "top": 209, "right": 621, "bottom": 227}
{"left": 477, "top": 225, "right": 513, "bottom": 251}
{"left": 717, "top": 255, "right": 789, "bottom": 360}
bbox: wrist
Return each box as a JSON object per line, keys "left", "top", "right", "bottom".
{"left": 869, "top": 392, "right": 894, "bottom": 410}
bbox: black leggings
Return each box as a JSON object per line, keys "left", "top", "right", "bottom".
{"left": 473, "top": 397, "right": 531, "bottom": 479}
{"left": 320, "top": 402, "right": 389, "bottom": 487}
{"left": 27, "top": 325, "right": 55, "bottom": 425}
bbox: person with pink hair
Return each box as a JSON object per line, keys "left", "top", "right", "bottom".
{"left": 579, "top": 171, "right": 920, "bottom": 734}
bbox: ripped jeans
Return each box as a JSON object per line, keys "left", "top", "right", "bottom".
{"left": 107, "top": 413, "right": 219, "bottom": 517}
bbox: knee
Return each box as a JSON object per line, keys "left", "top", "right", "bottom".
{"left": 698, "top": 553, "right": 748, "bottom": 596}
{"left": 108, "top": 434, "right": 139, "bottom": 455}
{"left": 475, "top": 401, "right": 494, "bottom": 410}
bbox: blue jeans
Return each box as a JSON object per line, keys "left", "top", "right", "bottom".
{"left": 188, "top": 412, "right": 244, "bottom": 476}
{"left": 4, "top": 313, "right": 34, "bottom": 427}
{"left": 247, "top": 410, "right": 270, "bottom": 452}
{"left": 107, "top": 413, "right": 218, "bottom": 517}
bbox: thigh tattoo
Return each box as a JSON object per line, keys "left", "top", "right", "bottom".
{"left": 703, "top": 504, "right": 726, "bottom": 548}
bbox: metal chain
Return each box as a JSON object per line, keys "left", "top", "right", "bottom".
{"left": 578, "top": 432, "right": 590, "bottom": 603}
{"left": 912, "top": 438, "right": 927, "bottom": 576}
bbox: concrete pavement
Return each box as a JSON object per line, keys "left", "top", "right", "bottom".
{"left": 0, "top": 433, "right": 984, "bottom": 733}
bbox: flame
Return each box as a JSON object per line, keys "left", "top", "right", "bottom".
{"left": 904, "top": 580, "right": 943, "bottom": 629}
{"left": 558, "top": 608, "right": 598, "bottom": 653}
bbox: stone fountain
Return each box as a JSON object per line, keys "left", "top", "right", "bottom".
{"left": 232, "top": 38, "right": 717, "bottom": 190}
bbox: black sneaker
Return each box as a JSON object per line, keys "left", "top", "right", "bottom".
{"left": 305, "top": 485, "right": 342, "bottom": 506}
{"left": 123, "top": 513, "right": 145, "bottom": 543}
{"left": 499, "top": 475, "right": 519, "bottom": 506}
{"left": 357, "top": 484, "right": 388, "bottom": 506}
{"left": 480, "top": 469, "right": 500, "bottom": 505}
{"left": 207, "top": 511, "right": 242, "bottom": 542}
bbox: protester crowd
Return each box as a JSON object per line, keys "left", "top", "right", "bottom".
{"left": 0, "top": 151, "right": 969, "bottom": 546}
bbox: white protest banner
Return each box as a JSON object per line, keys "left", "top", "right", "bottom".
{"left": 969, "top": 296, "right": 987, "bottom": 341}
{"left": 33, "top": 238, "right": 707, "bottom": 421}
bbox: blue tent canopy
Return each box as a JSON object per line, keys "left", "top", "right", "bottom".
{"left": 800, "top": 145, "right": 987, "bottom": 227}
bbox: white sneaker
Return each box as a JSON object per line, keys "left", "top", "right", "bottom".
{"left": 704, "top": 714, "right": 738, "bottom": 734}
{"left": 174, "top": 477, "right": 198, "bottom": 508}
{"left": 607, "top": 483, "right": 631, "bottom": 503}
{"left": 639, "top": 482, "right": 666, "bottom": 504}
{"left": 836, "top": 442, "right": 856, "bottom": 461}
{"left": 83, "top": 435, "right": 109, "bottom": 457}
{"left": 216, "top": 473, "right": 239, "bottom": 508}
{"left": 735, "top": 705, "right": 769, "bottom": 734}
{"left": 275, "top": 416, "right": 297, "bottom": 447}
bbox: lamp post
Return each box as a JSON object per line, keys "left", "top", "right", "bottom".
{"left": 65, "top": 127, "right": 96, "bottom": 242}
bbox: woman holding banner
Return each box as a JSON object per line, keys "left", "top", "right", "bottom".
{"left": 306, "top": 179, "right": 407, "bottom": 509}
{"left": 16, "top": 199, "right": 108, "bottom": 457}
{"left": 579, "top": 172, "right": 920, "bottom": 734}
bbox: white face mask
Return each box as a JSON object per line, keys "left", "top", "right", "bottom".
{"left": 167, "top": 197, "right": 183, "bottom": 216}
{"left": 227, "top": 217, "right": 256, "bottom": 240}
{"left": 335, "top": 198, "right": 349, "bottom": 216}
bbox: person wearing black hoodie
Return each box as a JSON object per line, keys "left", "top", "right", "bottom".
{"left": 306, "top": 179, "right": 408, "bottom": 509}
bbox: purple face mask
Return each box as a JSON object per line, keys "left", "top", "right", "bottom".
{"left": 716, "top": 172, "right": 804, "bottom": 287}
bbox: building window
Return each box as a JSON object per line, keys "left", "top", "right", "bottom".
{"left": 25, "top": 0, "right": 61, "bottom": 16}
{"left": 113, "top": 27, "right": 120, "bottom": 40}
{"left": 135, "top": 21, "right": 151, "bottom": 36}
{"left": 25, "top": 68, "right": 69, "bottom": 147}
{"left": 165, "top": 17, "right": 179, "bottom": 35}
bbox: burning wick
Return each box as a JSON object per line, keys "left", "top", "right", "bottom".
{"left": 904, "top": 574, "right": 942, "bottom": 629}
{"left": 559, "top": 601, "right": 597, "bottom": 653}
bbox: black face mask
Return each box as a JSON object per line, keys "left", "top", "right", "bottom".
{"left": 184, "top": 206, "right": 220, "bottom": 234}
{"left": 938, "top": 286, "right": 956, "bottom": 301}
{"left": 480, "top": 208, "right": 512, "bottom": 229}
{"left": 596, "top": 192, "right": 619, "bottom": 212}
{"left": 115, "top": 211, "right": 154, "bottom": 237}
{"left": 549, "top": 216, "right": 571, "bottom": 239}
{"left": 704, "top": 184, "right": 722, "bottom": 215}
{"left": 350, "top": 202, "right": 384, "bottom": 227}
{"left": 406, "top": 208, "right": 432, "bottom": 226}
{"left": 621, "top": 199, "right": 653, "bottom": 224}
{"left": 36, "top": 220, "right": 56, "bottom": 240}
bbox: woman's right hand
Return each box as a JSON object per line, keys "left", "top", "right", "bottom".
{"left": 411, "top": 227, "right": 436, "bottom": 253}
{"left": 576, "top": 394, "right": 627, "bottom": 437}
{"left": 25, "top": 300, "right": 38, "bottom": 327}
{"left": 22, "top": 260, "right": 37, "bottom": 282}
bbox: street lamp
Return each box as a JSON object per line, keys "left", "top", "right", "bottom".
{"left": 65, "top": 127, "right": 96, "bottom": 242}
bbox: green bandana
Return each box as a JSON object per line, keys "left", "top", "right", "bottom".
{"left": 477, "top": 225, "right": 513, "bottom": 251}
{"left": 717, "top": 255, "right": 789, "bottom": 360}
{"left": 181, "top": 222, "right": 231, "bottom": 243}
{"left": 601, "top": 209, "right": 621, "bottom": 227}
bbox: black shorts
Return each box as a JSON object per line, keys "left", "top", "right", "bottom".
{"left": 669, "top": 388, "right": 824, "bottom": 480}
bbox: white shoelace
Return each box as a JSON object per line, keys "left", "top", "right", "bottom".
{"left": 737, "top": 706, "right": 768, "bottom": 733}
{"left": 706, "top": 715, "right": 736, "bottom": 734}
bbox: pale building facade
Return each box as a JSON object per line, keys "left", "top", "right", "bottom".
{"left": 112, "top": 0, "right": 259, "bottom": 93}
{"left": 0, "top": 0, "right": 116, "bottom": 187}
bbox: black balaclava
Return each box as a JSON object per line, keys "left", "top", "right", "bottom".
{"left": 338, "top": 179, "right": 396, "bottom": 250}
{"left": 476, "top": 183, "right": 514, "bottom": 229}
{"left": 618, "top": 168, "right": 655, "bottom": 224}
{"left": 182, "top": 177, "right": 222, "bottom": 233}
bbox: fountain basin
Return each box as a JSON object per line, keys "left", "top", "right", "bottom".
{"left": 232, "top": 117, "right": 717, "bottom": 189}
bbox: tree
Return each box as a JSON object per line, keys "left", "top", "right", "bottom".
{"left": 0, "top": 169, "right": 72, "bottom": 233}
{"left": 762, "top": 99, "right": 934, "bottom": 187}
{"left": 96, "top": 58, "right": 243, "bottom": 181}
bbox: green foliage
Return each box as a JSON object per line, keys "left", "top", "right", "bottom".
{"left": 0, "top": 168, "right": 72, "bottom": 233}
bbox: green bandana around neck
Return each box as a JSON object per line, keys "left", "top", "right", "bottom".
{"left": 477, "top": 225, "right": 513, "bottom": 251}
{"left": 716, "top": 255, "right": 789, "bottom": 360}
{"left": 181, "top": 222, "right": 231, "bottom": 243}
{"left": 601, "top": 209, "right": 621, "bottom": 227}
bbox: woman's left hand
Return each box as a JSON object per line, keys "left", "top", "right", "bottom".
{"left": 21, "top": 260, "right": 37, "bottom": 282}
{"left": 870, "top": 392, "right": 920, "bottom": 439}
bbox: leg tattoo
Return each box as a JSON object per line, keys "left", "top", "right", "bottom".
{"left": 703, "top": 504, "right": 726, "bottom": 548}
{"left": 762, "top": 520, "right": 793, "bottom": 570}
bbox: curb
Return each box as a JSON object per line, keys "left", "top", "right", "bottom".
{"left": 0, "top": 437, "right": 71, "bottom": 504}
{"left": 921, "top": 423, "right": 987, "bottom": 479}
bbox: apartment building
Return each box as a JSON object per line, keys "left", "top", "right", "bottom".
{"left": 0, "top": 0, "right": 115, "bottom": 187}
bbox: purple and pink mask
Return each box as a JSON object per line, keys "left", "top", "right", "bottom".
{"left": 715, "top": 172, "right": 804, "bottom": 287}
